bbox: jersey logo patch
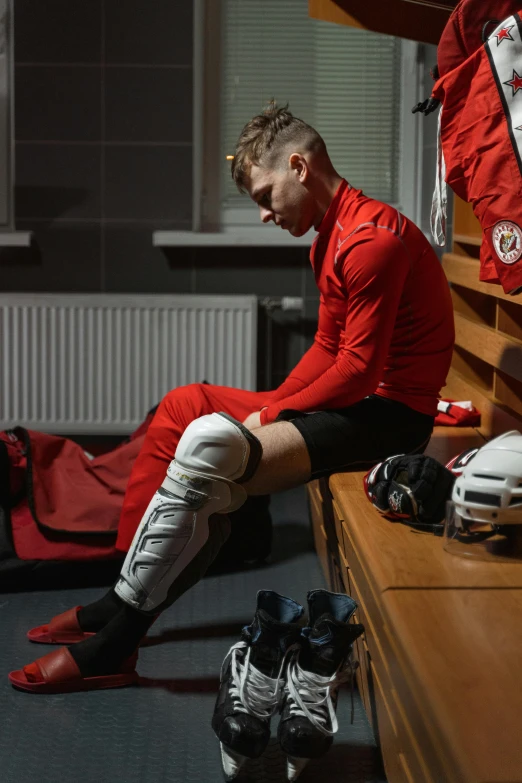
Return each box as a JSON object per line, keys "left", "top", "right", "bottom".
{"left": 493, "top": 221, "right": 522, "bottom": 264}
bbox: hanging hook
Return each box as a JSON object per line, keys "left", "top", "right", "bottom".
{"left": 482, "top": 19, "right": 500, "bottom": 43}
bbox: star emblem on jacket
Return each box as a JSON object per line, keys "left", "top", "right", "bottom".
{"left": 494, "top": 25, "right": 515, "bottom": 46}
{"left": 504, "top": 69, "right": 522, "bottom": 96}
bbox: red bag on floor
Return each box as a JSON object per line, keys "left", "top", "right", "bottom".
{"left": 0, "top": 407, "right": 157, "bottom": 562}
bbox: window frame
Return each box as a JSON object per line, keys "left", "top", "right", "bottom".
{"left": 193, "top": 0, "right": 425, "bottom": 235}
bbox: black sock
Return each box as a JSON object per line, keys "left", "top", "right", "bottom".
{"left": 70, "top": 604, "right": 156, "bottom": 677}
{"left": 76, "top": 587, "right": 124, "bottom": 632}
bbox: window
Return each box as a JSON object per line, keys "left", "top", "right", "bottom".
{"left": 0, "top": 0, "right": 14, "bottom": 232}
{"left": 195, "top": 0, "right": 422, "bottom": 234}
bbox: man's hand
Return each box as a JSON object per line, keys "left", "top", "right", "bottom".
{"left": 242, "top": 410, "right": 262, "bottom": 431}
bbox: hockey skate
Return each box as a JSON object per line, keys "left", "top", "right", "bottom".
{"left": 211, "top": 590, "right": 304, "bottom": 781}
{"left": 278, "top": 589, "right": 364, "bottom": 781}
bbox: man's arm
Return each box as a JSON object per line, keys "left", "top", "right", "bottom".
{"left": 260, "top": 229, "right": 410, "bottom": 424}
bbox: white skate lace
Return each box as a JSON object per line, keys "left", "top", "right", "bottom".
{"left": 285, "top": 654, "right": 356, "bottom": 736}
{"left": 222, "top": 640, "right": 290, "bottom": 721}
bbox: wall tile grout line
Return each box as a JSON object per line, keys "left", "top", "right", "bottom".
{"left": 17, "top": 218, "right": 193, "bottom": 226}
{"left": 16, "top": 141, "right": 193, "bottom": 147}
{"left": 16, "top": 62, "right": 193, "bottom": 69}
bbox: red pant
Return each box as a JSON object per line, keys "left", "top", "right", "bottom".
{"left": 115, "top": 384, "right": 273, "bottom": 551}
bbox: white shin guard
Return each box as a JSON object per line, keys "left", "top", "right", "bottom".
{"left": 115, "top": 412, "right": 262, "bottom": 614}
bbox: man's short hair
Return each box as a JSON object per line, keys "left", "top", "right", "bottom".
{"left": 231, "top": 102, "right": 326, "bottom": 193}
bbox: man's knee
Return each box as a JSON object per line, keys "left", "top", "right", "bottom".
{"left": 115, "top": 413, "right": 262, "bottom": 613}
{"left": 176, "top": 412, "right": 263, "bottom": 485}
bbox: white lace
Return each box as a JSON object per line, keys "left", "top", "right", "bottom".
{"left": 285, "top": 654, "right": 355, "bottom": 737}
{"left": 430, "top": 105, "right": 447, "bottom": 248}
{"left": 222, "top": 641, "right": 289, "bottom": 721}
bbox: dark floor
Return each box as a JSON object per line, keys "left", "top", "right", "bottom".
{"left": 1, "top": 487, "right": 386, "bottom": 783}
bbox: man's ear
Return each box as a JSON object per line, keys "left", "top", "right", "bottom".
{"left": 289, "top": 152, "right": 308, "bottom": 182}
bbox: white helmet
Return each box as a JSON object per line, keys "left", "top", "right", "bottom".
{"left": 444, "top": 431, "right": 522, "bottom": 561}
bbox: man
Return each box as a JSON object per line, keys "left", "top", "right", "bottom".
{"left": 9, "top": 104, "right": 454, "bottom": 693}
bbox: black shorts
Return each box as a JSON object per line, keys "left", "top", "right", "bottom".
{"left": 276, "top": 395, "right": 434, "bottom": 480}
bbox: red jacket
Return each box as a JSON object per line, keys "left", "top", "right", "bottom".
{"left": 261, "top": 181, "right": 455, "bottom": 424}
{"left": 432, "top": 3, "right": 522, "bottom": 294}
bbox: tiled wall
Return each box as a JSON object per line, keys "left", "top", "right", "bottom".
{"left": 0, "top": 0, "right": 315, "bottom": 388}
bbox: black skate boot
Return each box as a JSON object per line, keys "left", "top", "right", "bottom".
{"left": 277, "top": 589, "right": 364, "bottom": 781}
{"left": 212, "top": 590, "right": 304, "bottom": 781}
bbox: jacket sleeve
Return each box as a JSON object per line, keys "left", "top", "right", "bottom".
{"left": 260, "top": 229, "right": 410, "bottom": 424}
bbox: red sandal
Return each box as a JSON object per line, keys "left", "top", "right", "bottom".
{"left": 9, "top": 647, "right": 139, "bottom": 694}
{"left": 26, "top": 606, "right": 95, "bottom": 645}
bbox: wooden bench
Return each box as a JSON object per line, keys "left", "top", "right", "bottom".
{"left": 308, "top": 202, "right": 522, "bottom": 782}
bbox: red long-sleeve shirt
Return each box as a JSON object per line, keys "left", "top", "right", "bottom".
{"left": 260, "top": 180, "right": 455, "bottom": 425}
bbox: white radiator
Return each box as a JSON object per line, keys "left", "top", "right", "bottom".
{"left": 0, "top": 294, "right": 257, "bottom": 434}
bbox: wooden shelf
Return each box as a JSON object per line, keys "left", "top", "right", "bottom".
{"left": 443, "top": 366, "right": 522, "bottom": 437}
{"left": 453, "top": 195, "right": 482, "bottom": 245}
{"left": 452, "top": 233, "right": 482, "bottom": 247}
{"left": 454, "top": 312, "right": 522, "bottom": 384}
{"left": 443, "top": 254, "right": 522, "bottom": 304}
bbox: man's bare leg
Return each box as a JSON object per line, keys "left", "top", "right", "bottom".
{"left": 242, "top": 420, "right": 311, "bottom": 496}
